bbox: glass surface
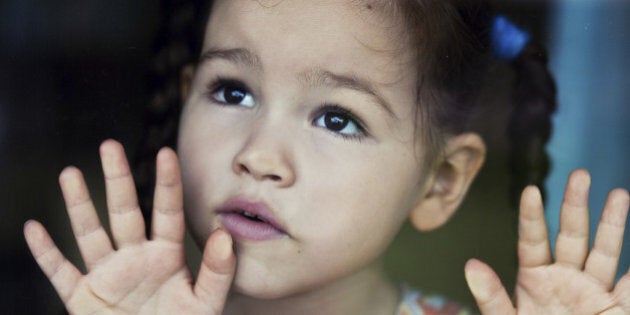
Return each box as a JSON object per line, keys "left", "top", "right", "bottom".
{"left": 1, "top": 0, "right": 628, "bottom": 312}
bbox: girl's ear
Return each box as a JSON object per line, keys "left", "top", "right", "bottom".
{"left": 409, "top": 133, "right": 486, "bottom": 231}
{"left": 180, "top": 63, "right": 196, "bottom": 102}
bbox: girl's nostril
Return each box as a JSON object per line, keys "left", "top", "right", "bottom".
{"left": 239, "top": 164, "right": 249, "bottom": 174}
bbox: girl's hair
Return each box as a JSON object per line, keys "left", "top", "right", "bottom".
{"left": 134, "top": 0, "right": 556, "bottom": 223}
{"left": 134, "top": 0, "right": 211, "bottom": 226}
{"left": 391, "top": 1, "right": 557, "bottom": 204}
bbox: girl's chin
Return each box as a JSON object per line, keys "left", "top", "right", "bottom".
{"left": 230, "top": 279, "right": 297, "bottom": 300}
{"left": 229, "top": 266, "right": 323, "bottom": 301}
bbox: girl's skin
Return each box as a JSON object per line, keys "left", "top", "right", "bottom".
{"left": 24, "top": 1, "right": 630, "bottom": 314}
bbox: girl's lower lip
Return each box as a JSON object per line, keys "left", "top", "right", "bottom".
{"left": 219, "top": 212, "right": 287, "bottom": 241}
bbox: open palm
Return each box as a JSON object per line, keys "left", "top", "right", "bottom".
{"left": 466, "top": 170, "right": 630, "bottom": 314}
{"left": 24, "top": 140, "right": 235, "bottom": 314}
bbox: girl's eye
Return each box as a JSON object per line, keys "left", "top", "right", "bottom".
{"left": 313, "top": 106, "right": 366, "bottom": 139}
{"left": 210, "top": 82, "right": 255, "bottom": 107}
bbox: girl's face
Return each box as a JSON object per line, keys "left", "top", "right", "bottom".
{"left": 179, "top": 0, "right": 431, "bottom": 298}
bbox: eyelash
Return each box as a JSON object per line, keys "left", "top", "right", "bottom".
{"left": 312, "top": 104, "right": 369, "bottom": 141}
{"left": 205, "top": 77, "right": 253, "bottom": 107}
{"left": 205, "top": 78, "right": 369, "bottom": 141}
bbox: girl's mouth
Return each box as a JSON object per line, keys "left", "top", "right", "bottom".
{"left": 217, "top": 198, "right": 288, "bottom": 241}
{"left": 241, "top": 211, "right": 267, "bottom": 222}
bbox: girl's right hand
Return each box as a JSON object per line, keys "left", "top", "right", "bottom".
{"left": 24, "top": 139, "right": 235, "bottom": 314}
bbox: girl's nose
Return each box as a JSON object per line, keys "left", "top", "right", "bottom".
{"left": 232, "top": 129, "right": 296, "bottom": 188}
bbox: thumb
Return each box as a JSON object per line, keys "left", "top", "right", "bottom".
{"left": 464, "top": 258, "right": 515, "bottom": 315}
{"left": 194, "top": 228, "right": 236, "bottom": 311}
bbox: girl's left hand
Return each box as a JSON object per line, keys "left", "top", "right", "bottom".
{"left": 465, "top": 169, "right": 630, "bottom": 314}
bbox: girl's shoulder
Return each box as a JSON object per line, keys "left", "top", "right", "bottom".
{"left": 396, "top": 287, "right": 474, "bottom": 315}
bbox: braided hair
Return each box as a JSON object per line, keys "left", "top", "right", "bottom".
{"left": 134, "top": 0, "right": 210, "bottom": 225}
{"left": 508, "top": 42, "right": 557, "bottom": 204}
{"left": 394, "top": 0, "right": 557, "bottom": 207}
{"left": 135, "top": 0, "right": 557, "bottom": 224}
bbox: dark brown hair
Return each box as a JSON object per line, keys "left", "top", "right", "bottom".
{"left": 391, "top": 1, "right": 557, "bottom": 202}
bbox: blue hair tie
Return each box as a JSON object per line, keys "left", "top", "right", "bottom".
{"left": 491, "top": 15, "right": 530, "bottom": 60}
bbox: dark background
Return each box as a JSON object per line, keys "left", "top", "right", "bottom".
{"left": 1, "top": 1, "right": 628, "bottom": 313}
{"left": 1, "top": 1, "right": 159, "bottom": 313}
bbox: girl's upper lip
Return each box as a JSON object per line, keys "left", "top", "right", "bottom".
{"left": 216, "top": 197, "right": 288, "bottom": 234}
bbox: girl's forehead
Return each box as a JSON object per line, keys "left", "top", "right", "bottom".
{"left": 208, "top": 1, "right": 406, "bottom": 47}
{"left": 205, "top": 0, "right": 416, "bottom": 83}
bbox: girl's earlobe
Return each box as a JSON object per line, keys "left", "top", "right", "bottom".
{"left": 180, "top": 64, "right": 196, "bottom": 103}
{"left": 409, "top": 133, "right": 486, "bottom": 231}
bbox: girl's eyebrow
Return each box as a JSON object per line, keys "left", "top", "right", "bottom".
{"left": 199, "top": 47, "right": 261, "bottom": 69}
{"left": 299, "top": 69, "right": 397, "bottom": 120}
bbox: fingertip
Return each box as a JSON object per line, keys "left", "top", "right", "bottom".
{"left": 520, "top": 185, "right": 542, "bottom": 208}
{"left": 195, "top": 229, "right": 236, "bottom": 309}
{"left": 201, "top": 229, "right": 235, "bottom": 276}
{"left": 464, "top": 257, "right": 480, "bottom": 270}
{"left": 465, "top": 258, "right": 503, "bottom": 296}
{"left": 155, "top": 147, "right": 181, "bottom": 186}
{"left": 24, "top": 218, "right": 37, "bottom": 228}
{"left": 23, "top": 220, "right": 50, "bottom": 255}
{"left": 610, "top": 188, "right": 630, "bottom": 204}
{"left": 464, "top": 258, "right": 487, "bottom": 298}
{"left": 99, "top": 139, "right": 126, "bottom": 162}
{"left": 464, "top": 258, "right": 490, "bottom": 284}
{"left": 522, "top": 185, "right": 541, "bottom": 198}
{"left": 569, "top": 168, "right": 591, "bottom": 187}
{"left": 158, "top": 146, "right": 176, "bottom": 156}
{"left": 563, "top": 169, "right": 591, "bottom": 207}
{"left": 464, "top": 258, "right": 517, "bottom": 315}
{"left": 59, "top": 166, "right": 81, "bottom": 182}
{"left": 464, "top": 258, "right": 486, "bottom": 280}
{"left": 58, "top": 167, "right": 87, "bottom": 204}
{"left": 209, "top": 228, "right": 234, "bottom": 261}
{"left": 156, "top": 146, "right": 178, "bottom": 165}
{"left": 99, "top": 139, "right": 122, "bottom": 152}
{"left": 23, "top": 219, "right": 39, "bottom": 237}
{"left": 607, "top": 188, "right": 630, "bottom": 221}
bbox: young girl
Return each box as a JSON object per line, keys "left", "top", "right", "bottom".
{"left": 24, "top": 1, "right": 630, "bottom": 314}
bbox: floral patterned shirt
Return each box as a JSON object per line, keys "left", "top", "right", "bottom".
{"left": 395, "top": 288, "right": 473, "bottom": 315}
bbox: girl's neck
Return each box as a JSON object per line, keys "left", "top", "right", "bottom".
{"left": 223, "top": 260, "right": 400, "bottom": 315}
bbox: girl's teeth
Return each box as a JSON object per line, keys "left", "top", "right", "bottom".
{"left": 243, "top": 211, "right": 261, "bottom": 221}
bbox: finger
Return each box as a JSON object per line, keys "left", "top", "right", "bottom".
{"left": 518, "top": 185, "right": 552, "bottom": 268}
{"left": 59, "top": 166, "right": 114, "bottom": 270}
{"left": 100, "top": 139, "right": 146, "bottom": 247}
{"left": 151, "top": 147, "right": 185, "bottom": 244}
{"left": 555, "top": 169, "right": 591, "bottom": 269}
{"left": 612, "top": 266, "right": 630, "bottom": 313}
{"left": 24, "top": 220, "right": 82, "bottom": 304}
{"left": 194, "top": 229, "right": 236, "bottom": 311}
{"left": 464, "top": 259, "right": 515, "bottom": 315}
{"left": 600, "top": 308, "right": 627, "bottom": 315}
{"left": 585, "top": 188, "right": 629, "bottom": 289}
